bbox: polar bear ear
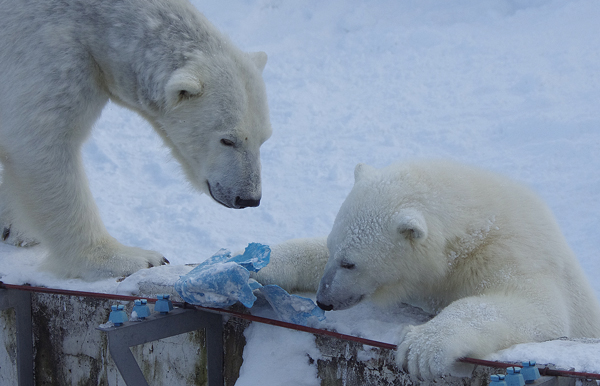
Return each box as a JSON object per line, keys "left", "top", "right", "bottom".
{"left": 249, "top": 51, "right": 268, "bottom": 73}
{"left": 395, "top": 210, "right": 428, "bottom": 241}
{"left": 354, "top": 163, "right": 377, "bottom": 182}
{"left": 165, "top": 68, "right": 204, "bottom": 108}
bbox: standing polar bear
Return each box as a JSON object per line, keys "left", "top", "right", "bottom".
{"left": 0, "top": 0, "right": 272, "bottom": 279}
{"left": 255, "top": 160, "right": 600, "bottom": 379}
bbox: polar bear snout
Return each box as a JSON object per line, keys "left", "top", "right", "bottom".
{"left": 316, "top": 300, "right": 334, "bottom": 311}
{"left": 315, "top": 291, "right": 365, "bottom": 311}
{"left": 316, "top": 270, "right": 366, "bottom": 311}
{"left": 219, "top": 192, "right": 261, "bottom": 209}
{"left": 207, "top": 181, "right": 261, "bottom": 209}
{"left": 234, "top": 196, "right": 260, "bottom": 208}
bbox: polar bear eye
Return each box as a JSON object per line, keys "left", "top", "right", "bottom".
{"left": 178, "top": 90, "right": 192, "bottom": 100}
{"left": 220, "top": 138, "right": 235, "bottom": 147}
{"left": 340, "top": 261, "right": 356, "bottom": 270}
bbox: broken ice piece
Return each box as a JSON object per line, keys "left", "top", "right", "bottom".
{"left": 175, "top": 261, "right": 256, "bottom": 308}
{"left": 258, "top": 285, "right": 325, "bottom": 326}
{"left": 230, "top": 243, "right": 271, "bottom": 272}
{"left": 248, "top": 278, "right": 263, "bottom": 291}
{"left": 195, "top": 248, "right": 233, "bottom": 269}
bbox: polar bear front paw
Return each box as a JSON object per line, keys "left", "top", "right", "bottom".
{"left": 396, "top": 324, "right": 474, "bottom": 380}
{"left": 1, "top": 224, "right": 39, "bottom": 247}
{"left": 89, "top": 243, "right": 170, "bottom": 279}
{"left": 43, "top": 239, "right": 169, "bottom": 280}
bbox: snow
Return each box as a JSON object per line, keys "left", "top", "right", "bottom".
{"left": 1, "top": 0, "right": 600, "bottom": 383}
{"left": 236, "top": 322, "right": 322, "bottom": 386}
{"left": 489, "top": 339, "right": 600, "bottom": 374}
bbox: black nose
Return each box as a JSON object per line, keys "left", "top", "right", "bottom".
{"left": 235, "top": 197, "right": 260, "bottom": 208}
{"left": 317, "top": 301, "right": 333, "bottom": 311}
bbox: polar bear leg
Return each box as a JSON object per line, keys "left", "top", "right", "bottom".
{"left": 396, "top": 293, "right": 565, "bottom": 380}
{"left": 3, "top": 139, "right": 166, "bottom": 279}
{"left": 253, "top": 237, "right": 329, "bottom": 292}
{"left": 0, "top": 177, "right": 39, "bottom": 247}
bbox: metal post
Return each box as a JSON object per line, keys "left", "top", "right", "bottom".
{"left": 0, "top": 288, "right": 34, "bottom": 386}
{"left": 205, "top": 312, "right": 223, "bottom": 386}
{"left": 98, "top": 307, "right": 223, "bottom": 386}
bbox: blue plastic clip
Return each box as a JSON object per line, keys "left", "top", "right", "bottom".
{"left": 521, "top": 361, "right": 540, "bottom": 384}
{"left": 132, "top": 299, "right": 150, "bottom": 320}
{"left": 155, "top": 294, "right": 174, "bottom": 314}
{"left": 108, "top": 304, "right": 128, "bottom": 326}
{"left": 506, "top": 367, "right": 525, "bottom": 386}
{"left": 490, "top": 374, "right": 508, "bottom": 386}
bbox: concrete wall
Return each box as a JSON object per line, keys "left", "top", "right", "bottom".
{"left": 1, "top": 291, "right": 249, "bottom": 386}
{"left": 0, "top": 289, "right": 590, "bottom": 386}
{"left": 1, "top": 307, "right": 18, "bottom": 383}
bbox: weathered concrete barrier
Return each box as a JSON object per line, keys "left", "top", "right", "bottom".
{"left": 0, "top": 288, "right": 590, "bottom": 386}
{"left": 1, "top": 291, "right": 249, "bottom": 385}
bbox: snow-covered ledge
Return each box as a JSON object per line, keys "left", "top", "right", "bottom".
{"left": 0, "top": 268, "right": 596, "bottom": 385}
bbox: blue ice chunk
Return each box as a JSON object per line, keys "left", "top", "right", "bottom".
{"left": 248, "top": 278, "right": 263, "bottom": 291}
{"left": 175, "top": 261, "right": 256, "bottom": 308}
{"left": 229, "top": 243, "right": 271, "bottom": 272}
{"left": 174, "top": 244, "right": 270, "bottom": 308}
{"left": 174, "top": 243, "right": 320, "bottom": 323}
{"left": 258, "top": 285, "right": 325, "bottom": 326}
{"left": 196, "top": 248, "right": 232, "bottom": 268}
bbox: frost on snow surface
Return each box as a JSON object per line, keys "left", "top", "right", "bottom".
{"left": 174, "top": 243, "right": 324, "bottom": 325}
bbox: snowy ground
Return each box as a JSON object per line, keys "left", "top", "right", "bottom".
{"left": 1, "top": 0, "right": 600, "bottom": 384}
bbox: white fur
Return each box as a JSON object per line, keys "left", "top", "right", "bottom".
{"left": 0, "top": 0, "right": 272, "bottom": 279}
{"left": 256, "top": 160, "right": 600, "bottom": 379}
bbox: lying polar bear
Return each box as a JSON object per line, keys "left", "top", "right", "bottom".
{"left": 255, "top": 160, "right": 600, "bottom": 379}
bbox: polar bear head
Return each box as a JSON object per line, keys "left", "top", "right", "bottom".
{"left": 155, "top": 50, "right": 272, "bottom": 209}
{"left": 316, "top": 163, "right": 449, "bottom": 311}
